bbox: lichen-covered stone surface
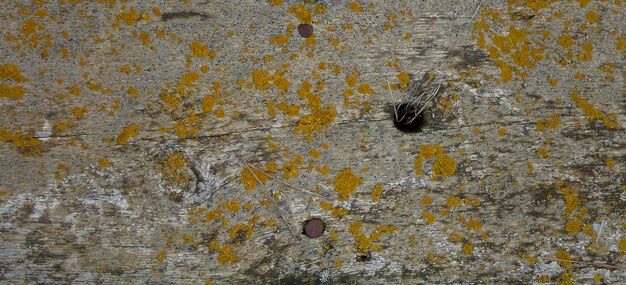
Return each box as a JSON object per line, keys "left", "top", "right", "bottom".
{"left": 1, "top": 0, "right": 625, "bottom": 284}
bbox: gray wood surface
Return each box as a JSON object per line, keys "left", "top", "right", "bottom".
{"left": 1, "top": 0, "right": 625, "bottom": 284}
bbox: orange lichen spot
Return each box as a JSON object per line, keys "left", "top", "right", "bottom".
{"left": 348, "top": 2, "right": 364, "bottom": 13}
{"left": 371, "top": 184, "right": 383, "bottom": 202}
{"left": 420, "top": 196, "right": 432, "bottom": 206}
{"left": 139, "top": 31, "right": 150, "bottom": 46}
{"left": 564, "top": 219, "right": 582, "bottom": 235}
{"left": 421, "top": 212, "right": 435, "bottom": 224}
{"left": 334, "top": 168, "right": 362, "bottom": 201}
{"left": 495, "top": 60, "right": 513, "bottom": 83}
{"left": 308, "top": 149, "right": 320, "bottom": 159}
{"left": 251, "top": 70, "right": 272, "bottom": 90}
{"left": 118, "top": 7, "right": 140, "bottom": 26}
{"left": 221, "top": 200, "right": 240, "bottom": 214}
{"left": 116, "top": 123, "right": 139, "bottom": 145}
{"left": 521, "top": 0, "right": 552, "bottom": 12}
{"left": 331, "top": 207, "right": 349, "bottom": 217}
{"left": 209, "top": 241, "right": 237, "bottom": 264}
{"left": 536, "top": 147, "right": 550, "bottom": 159}
{"left": 462, "top": 243, "right": 474, "bottom": 255}
{"left": 605, "top": 158, "right": 615, "bottom": 169}
{"left": 555, "top": 250, "right": 572, "bottom": 268}
{"left": 160, "top": 152, "right": 187, "bottom": 184}
{"left": 536, "top": 113, "right": 561, "bottom": 131}
{"left": 497, "top": 128, "right": 506, "bottom": 137}
{"left": 433, "top": 148, "right": 457, "bottom": 180}
{"left": 294, "top": 105, "right": 336, "bottom": 140}
{"left": 72, "top": 107, "right": 88, "bottom": 119}
{"left": 281, "top": 155, "right": 304, "bottom": 179}
{"left": 0, "top": 129, "right": 41, "bottom": 156}
{"left": 155, "top": 251, "right": 166, "bottom": 263}
{"left": 446, "top": 196, "right": 462, "bottom": 208}
{"left": 240, "top": 166, "right": 269, "bottom": 190}
{"left": 181, "top": 71, "right": 200, "bottom": 87}
{"left": 189, "top": 41, "right": 215, "bottom": 59}
{"left": 287, "top": 4, "right": 312, "bottom": 23}
{"left": 570, "top": 90, "right": 619, "bottom": 128}
{"left": 397, "top": 72, "right": 410, "bottom": 89}
{"left": 98, "top": 156, "right": 110, "bottom": 168}
{"left": 269, "top": 34, "right": 289, "bottom": 46}
{"left": 619, "top": 237, "right": 626, "bottom": 252}
{"left": 585, "top": 10, "right": 599, "bottom": 23}
{"left": 345, "top": 71, "right": 358, "bottom": 87}
{"left": 356, "top": 83, "right": 373, "bottom": 94}
{"left": 267, "top": 0, "right": 284, "bottom": 5}
{"left": 466, "top": 218, "right": 483, "bottom": 231}
{"left": 152, "top": 7, "right": 161, "bottom": 16}
{"left": 228, "top": 223, "right": 254, "bottom": 240}
{"left": 0, "top": 64, "right": 28, "bottom": 82}
{"left": 202, "top": 95, "right": 216, "bottom": 113}
{"left": 0, "top": 84, "right": 25, "bottom": 99}
{"left": 558, "top": 33, "right": 574, "bottom": 49}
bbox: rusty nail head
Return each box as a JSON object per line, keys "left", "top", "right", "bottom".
{"left": 303, "top": 218, "right": 325, "bottom": 238}
{"left": 298, "top": 23, "right": 313, "bottom": 38}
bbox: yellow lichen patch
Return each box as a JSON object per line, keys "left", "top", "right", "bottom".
{"left": 421, "top": 211, "right": 435, "bottom": 224}
{"left": 331, "top": 207, "right": 349, "bottom": 217}
{"left": 0, "top": 64, "right": 28, "bottom": 82}
{"left": 228, "top": 223, "right": 254, "bottom": 240}
{"left": 240, "top": 166, "right": 269, "bottom": 190}
{"left": 267, "top": 0, "right": 283, "bottom": 5}
{"left": 466, "top": 218, "right": 483, "bottom": 231}
{"left": 585, "top": 10, "right": 599, "bottom": 23}
{"left": 155, "top": 251, "right": 166, "bottom": 263}
{"left": 220, "top": 200, "right": 240, "bottom": 213}
{"left": 564, "top": 219, "right": 582, "bottom": 235}
{"left": 209, "top": 241, "right": 237, "bottom": 264}
{"left": 0, "top": 129, "right": 41, "bottom": 156}
{"left": 348, "top": 221, "right": 394, "bottom": 253}
{"left": 619, "top": 237, "right": 626, "bottom": 252}
{"left": 536, "top": 113, "right": 561, "bottom": 131}
{"left": 116, "top": 123, "right": 139, "bottom": 145}
{"left": 281, "top": 155, "right": 304, "bottom": 179}
{"left": 277, "top": 102, "right": 301, "bottom": 116}
{"left": 160, "top": 152, "right": 187, "bottom": 185}
{"left": 554, "top": 249, "right": 572, "bottom": 268}
{"left": 202, "top": 95, "right": 216, "bottom": 113}
{"left": 348, "top": 2, "right": 364, "bottom": 13}
{"left": 521, "top": 0, "right": 553, "bottom": 12}
{"left": 462, "top": 243, "right": 474, "bottom": 255}
{"left": 371, "top": 184, "right": 383, "bottom": 202}
{"left": 294, "top": 105, "right": 336, "bottom": 140}
{"left": 397, "top": 72, "right": 410, "bottom": 89}
{"left": 356, "top": 83, "right": 373, "bottom": 94}
{"left": 251, "top": 70, "right": 272, "bottom": 90}
{"left": 570, "top": 90, "right": 619, "bottom": 129}
{"left": 334, "top": 168, "right": 362, "bottom": 201}
{"left": 0, "top": 84, "right": 25, "bottom": 99}
{"left": 189, "top": 41, "right": 216, "bottom": 59}
{"left": 287, "top": 4, "right": 312, "bottom": 23}
{"left": 414, "top": 144, "right": 457, "bottom": 179}
{"left": 98, "top": 156, "right": 110, "bottom": 168}
{"left": 269, "top": 34, "right": 289, "bottom": 46}
{"left": 117, "top": 7, "right": 140, "bottom": 26}
{"left": 536, "top": 147, "right": 550, "bottom": 159}
{"left": 72, "top": 107, "right": 88, "bottom": 119}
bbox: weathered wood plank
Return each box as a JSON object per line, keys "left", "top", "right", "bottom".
{"left": 1, "top": 0, "right": 625, "bottom": 284}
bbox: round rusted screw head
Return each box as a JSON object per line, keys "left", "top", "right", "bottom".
{"left": 298, "top": 23, "right": 313, "bottom": 38}
{"left": 303, "top": 218, "right": 325, "bottom": 238}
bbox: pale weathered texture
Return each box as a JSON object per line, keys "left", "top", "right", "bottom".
{"left": 1, "top": 0, "right": 625, "bottom": 284}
